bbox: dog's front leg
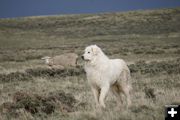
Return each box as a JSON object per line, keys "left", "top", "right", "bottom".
{"left": 91, "top": 87, "right": 100, "bottom": 107}
{"left": 99, "top": 84, "right": 110, "bottom": 108}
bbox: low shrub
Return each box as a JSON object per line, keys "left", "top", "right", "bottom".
{"left": 0, "top": 90, "right": 77, "bottom": 117}
{"left": 129, "top": 58, "right": 180, "bottom": 75}
{"left": 0, "top": 72, "right": 32, "bottom": 83}
{"left": 0, "top": 66, "right": 85, "bottom": 83}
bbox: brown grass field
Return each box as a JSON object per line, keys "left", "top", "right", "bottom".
{"left": 0, "top": 7, "right": 180, "bottom": 120}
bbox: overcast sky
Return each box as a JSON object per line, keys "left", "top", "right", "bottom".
{"left": 0, "top": 0, "right": 180, "bottom": 18}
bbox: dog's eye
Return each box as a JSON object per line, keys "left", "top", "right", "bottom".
{"left": 88, "top": 52, "right": 90, "bottom": 53}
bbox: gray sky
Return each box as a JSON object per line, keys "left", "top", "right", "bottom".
{"left": 0, "top": 0, "right": 180, "bottom": 18}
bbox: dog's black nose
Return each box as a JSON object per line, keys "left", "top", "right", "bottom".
{"left": 81, "top": 55, "right": 84, "bottom": 60}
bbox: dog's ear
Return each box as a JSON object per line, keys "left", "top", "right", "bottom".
{"left": 91, "top": 45, "right": 100, "bottom": 55}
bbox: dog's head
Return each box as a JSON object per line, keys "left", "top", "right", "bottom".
{"left": 82, "top": 45, "right": 101, "bottom": 61}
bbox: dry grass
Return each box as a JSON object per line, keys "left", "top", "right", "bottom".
{"left": 0, "top": 7, "right": 180, "bottom": 120}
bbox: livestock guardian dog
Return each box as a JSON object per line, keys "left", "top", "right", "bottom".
{"left": 82, "top": 45, "right": 131, "bottom": 109}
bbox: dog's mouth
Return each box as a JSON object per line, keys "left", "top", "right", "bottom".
{"left": 81, "top": 56, "right": 91, "bottom": 62}
{"left": 84, "top": 59, "right": 90, "bottom": 62}
{"left": 83, "top": 58, "right": 91, "bottom": 62}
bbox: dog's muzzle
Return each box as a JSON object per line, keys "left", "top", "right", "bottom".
{"left": 81, "top": 55, "right": 90, "bottom": 62}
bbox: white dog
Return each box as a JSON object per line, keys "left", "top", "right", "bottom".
{"left": 82, "top": 45, "right": 131, "bottom": 108}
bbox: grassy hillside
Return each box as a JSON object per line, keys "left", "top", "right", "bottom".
{"left": 0, "top": 7, "right": 180, "bottom": 120}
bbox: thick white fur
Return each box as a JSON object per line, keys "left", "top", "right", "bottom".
{"left": 83, "top": 45, "right": 131, "bottom": 108}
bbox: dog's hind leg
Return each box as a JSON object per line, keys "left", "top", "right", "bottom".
{"left": 122, "top": 85, "right": 131, "bottom": 108}
{"left": 111, "top": 83, "right": 123, "bottom": 106}
{"left": 119, "top": 69, "right": 132, "bottom": 108}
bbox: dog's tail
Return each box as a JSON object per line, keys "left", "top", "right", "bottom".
{"left": 121, "top": 66, "right": 132, "bottom": 92}
{"left": 127, "top": 68, "right": 132, "bottom": 91}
